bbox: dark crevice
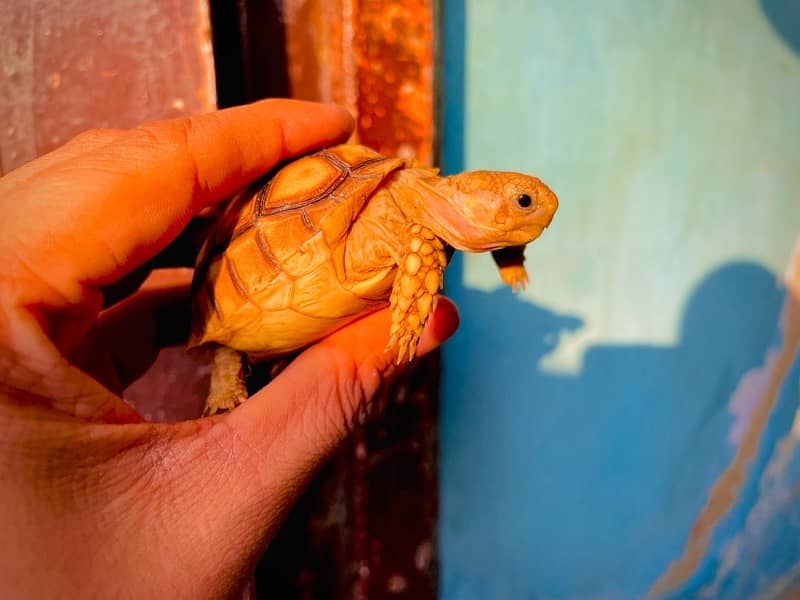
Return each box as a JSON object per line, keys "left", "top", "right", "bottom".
{"left": 208, "top": 0, "right": 290, "bottom": 108}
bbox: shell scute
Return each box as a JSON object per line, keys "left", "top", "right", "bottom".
{"left": 224, "top": 228, "right": 281, "bottom": 294}
{"left": 276, "top": 230, "right": 332, "bottom": 280}
{"left": 259, "top": 210, "right": 322, "bottom": 269}
{"left": 189, "top": 144, "right": 407, "bottom": 351}
{"left": 257, "top": 155, "right": 345, "bottom": 213}
{"left": 253, "top": 147, "right": 404, "bottom": 264}
{"left": 323, "top": 143, "right": 384, "bottom": 166}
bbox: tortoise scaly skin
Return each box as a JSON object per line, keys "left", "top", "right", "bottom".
{"left": 189, "top": 144, "right": 558, "bottom": 415}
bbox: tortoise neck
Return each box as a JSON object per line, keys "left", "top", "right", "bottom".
{"left": 384, "top": 169, "right": 453, "bottom": 242}
{"left": 385, "top": 170, "right": 480, "bottom": 251}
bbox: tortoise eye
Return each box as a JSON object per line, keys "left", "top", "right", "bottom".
{"left": 516, "top": 194, "right": 533, "bottom": 209}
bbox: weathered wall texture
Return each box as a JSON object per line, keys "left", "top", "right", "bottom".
{"left": 439, "top": 1, "right": 800, "bottom": 599}
{"left": 0, "top": 0, "right": 215, "bottom": 174}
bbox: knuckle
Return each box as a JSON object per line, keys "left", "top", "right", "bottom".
{"left": 67, "top": 126, "right": 125, "bottom": 148}
{"left": 130, "top": 121, "right": 179, "bottom": 147}
{"left": 128, "top": 114, "right": 198, "bottom": 152}
{"left": 321, "top": 352, "right": 392, "bottom": 436}
{"left": 319, "top": 359, "right": 363, "bottom": 438}
{"left": 127, "top": 118, "right": 201, "bottom": 188}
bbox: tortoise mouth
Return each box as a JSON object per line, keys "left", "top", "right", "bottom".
{"left": 446, "top": 223, "right": 547, "bottom": 252}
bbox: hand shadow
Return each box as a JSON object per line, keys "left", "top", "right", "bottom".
{"left": 440, "top": 259, "right": 788, "bottom": 599}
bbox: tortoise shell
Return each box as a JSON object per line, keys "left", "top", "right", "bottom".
{"left": 189, "top": 144, "right": 408, "bottom": 355}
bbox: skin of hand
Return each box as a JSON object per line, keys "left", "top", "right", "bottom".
{"left": 0, "top": 99, "right": 459, "bottom": 598}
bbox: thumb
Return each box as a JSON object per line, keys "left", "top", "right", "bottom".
{"left": 131, "top": 298, "right": 458, "bottom": 595}
{"left": 231, "top": 295, "right": 458, "bottom": 473}
{"left": 210, "top": 297, "right": 458, "bottom": 524}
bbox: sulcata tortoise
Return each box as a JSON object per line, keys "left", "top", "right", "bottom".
{"left": 188, "top": 144, "right": 558, "bottom": 415}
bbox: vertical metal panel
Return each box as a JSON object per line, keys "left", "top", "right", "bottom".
{"left": 253, "top": 2, "right": 439, "bottom": 599}
{"left": 282, "top": 0, "right": 435, "bottom": 162}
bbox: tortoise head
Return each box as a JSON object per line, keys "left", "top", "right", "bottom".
{"left": 419, "top": 171, "right": 558, "bottom": 251}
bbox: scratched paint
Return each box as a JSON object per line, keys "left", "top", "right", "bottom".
{"left": 439, "top": 1, "right": 800, "bottom": 598}
{"left": 658, "top": 244, "right": 800, "bottom": 599}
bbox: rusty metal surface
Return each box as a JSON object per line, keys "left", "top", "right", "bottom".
{"left": 353, "top": 1, "right": 435, "bottom": 164}
{"left": 255, "top": 1, "right": 439, "bottom": 598}
{"left": 208, "top": 0, "right": 290, "bottom": 107}
{"left": 0, "top": 0, "right": 216, "bottom": 174}
{"left": 282, "top": 0, "right": 435, "bottom": 162}
{"left": 283, "top": 0, "right": 358, "bottom": 115}
{"left": 256, "top": 358, "right": 440, "bottom": 599}
{"left": 354, "top": 358, "right": 441, "bottom": 599}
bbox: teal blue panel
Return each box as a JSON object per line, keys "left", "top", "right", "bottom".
{"left": 439, "top": 1, "right": 800, "bottom": 599}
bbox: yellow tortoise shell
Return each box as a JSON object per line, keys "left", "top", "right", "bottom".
{"left": 188, "top": 144, "right": 409, "bottom": 353}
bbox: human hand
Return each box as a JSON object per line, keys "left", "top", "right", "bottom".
{"left": 0, "top": 100, "right": 459, "bottom": 597}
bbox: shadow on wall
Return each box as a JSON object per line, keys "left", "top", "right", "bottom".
{"left": 441, "top": 259, "right": 787, "bottom": 598}
{"left": 760, "top": 0, "right": 800, "bottom": 55}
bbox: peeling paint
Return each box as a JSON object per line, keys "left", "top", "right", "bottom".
{"left": 648, "top": 240, "right": 800, "bottom": 597}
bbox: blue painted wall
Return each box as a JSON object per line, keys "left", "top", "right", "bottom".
{"left": 438, "top": 1, "right": 800, "bottom": 599}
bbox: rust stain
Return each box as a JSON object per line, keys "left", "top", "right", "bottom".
{"left": 786, "top": 239, "right": 800, "bottom": 302}
{"left": 354, "top": 0, "right": 435, "bottom": 164}
{"left": 283, "top": 0, "right": 434, "bottom": 165}
{"left": 648, "top": 240, "right": 800, "bottom": 598}
{"left": 283, "top": 0, "right": 359, "bottom": 121}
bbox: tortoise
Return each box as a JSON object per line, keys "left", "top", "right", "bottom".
{"left": 188, "top": 144, "right": 558, "bottom": 415}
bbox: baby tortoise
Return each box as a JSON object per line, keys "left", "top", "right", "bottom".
{"left": 188, "top": 144, "right": 558, "bottom": 415}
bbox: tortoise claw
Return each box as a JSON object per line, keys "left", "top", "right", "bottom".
{"left": 387, "top": 225, "right": 446, "bottom": 366}
{"left": 204, "top": 345, "right": 248, "bottom": 416}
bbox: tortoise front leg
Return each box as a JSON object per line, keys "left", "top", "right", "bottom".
{"left": 386, "top": 224, "right": 447, "bottom": 364}
{"left": 204, "top": 345, "right": 248, "bottom": 416}
{"left": 491, "top": 245, "right": 529, "bottom": 291}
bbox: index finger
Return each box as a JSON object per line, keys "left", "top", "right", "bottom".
{"left": 1, "top": 99, "right": 353, "bottom": 308}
